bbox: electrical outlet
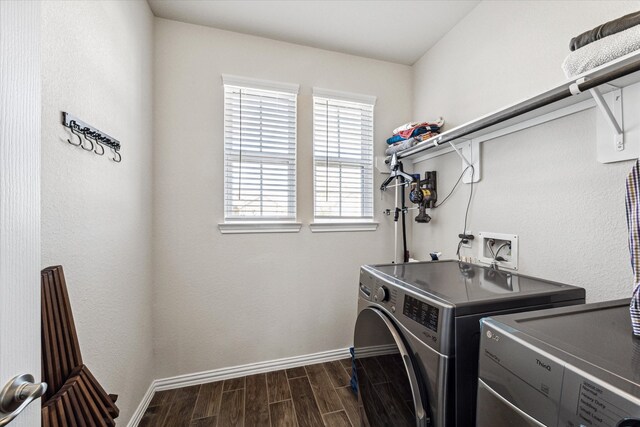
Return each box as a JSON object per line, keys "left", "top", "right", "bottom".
{"left": 477, "top": 232, "right": 519, "bottom": 270}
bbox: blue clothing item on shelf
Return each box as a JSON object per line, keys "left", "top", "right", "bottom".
{"left": 411, "top": 126, "right": 432, "bottom": 137}
{"left": 386, "top": 134, "right": 406, "bottom": 144}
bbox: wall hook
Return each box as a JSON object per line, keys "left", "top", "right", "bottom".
{"left": 80, "top": 127, "right": 94, "bottom": 151}
{"left": 61, "top": 112, "right": 122, "bottom": 164}
{"left": 110, "top": 148, "right": 122, "bottom": 163}
{"left": 67, "top": 121, "right": 83, "bottom": 147}
{"left": 92, "top": 134, "right": 106, "bottom": 156}
{"left": 84, "top": 131, "right": 103, "bottom": 155}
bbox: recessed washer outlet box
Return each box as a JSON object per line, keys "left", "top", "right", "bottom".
{"left": 478, "top": 232, "right": 519, "bottom": 270}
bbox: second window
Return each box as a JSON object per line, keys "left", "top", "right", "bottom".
{"left": 312, "top": 90, "right": 375, "bottom": 222}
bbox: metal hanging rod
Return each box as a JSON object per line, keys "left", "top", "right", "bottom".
{"left": 393, "top": 53, "right": 640, "bottom": 162}
{"left": 61, "top": 112, "right": 122, "bottom": 163}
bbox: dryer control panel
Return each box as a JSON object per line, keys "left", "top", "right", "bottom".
{"left": 403, "top": 295, "right": 439, "bottom": 332}
{"left": 359, "top": 270, "right": 398, "bottom": 308}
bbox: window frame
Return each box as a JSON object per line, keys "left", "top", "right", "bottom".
{"left": 219, "top": 75, "right": 301, "bottom": 234}
{"left": 310, "top": 88, "right": 378, "bottom": 232}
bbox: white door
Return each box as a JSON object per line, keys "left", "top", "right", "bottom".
{"left": 0, "top": 1, "right": 43, "bottom": 426}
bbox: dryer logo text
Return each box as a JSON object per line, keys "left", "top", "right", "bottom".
{"left": 486, "top": 330, "right": 500, "bottom": 342}
{"left": 536, "top": 359, "right": 551, "bottom": 371}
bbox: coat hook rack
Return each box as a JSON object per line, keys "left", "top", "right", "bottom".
{"left": 61, "top": 112, "right": 122, "bottom": 163}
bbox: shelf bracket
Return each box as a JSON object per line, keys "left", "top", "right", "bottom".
{"left": 461, "top": 139, "right": 480, "bottom": 183}
{"left": 589, "top": 87, "right": 624, "bottom": 152}
{"left": 447, "top": 139, "right": 472, "bottom": 167}
{"left": 442, "top": 139, "right": 480, "bottom": 183}
{"left": 570, "top": 77, "right": 624, "bottom": 153}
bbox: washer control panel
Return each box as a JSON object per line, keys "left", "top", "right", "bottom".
{"left": 558, "top": 370, "right": 640, "bottom": 427}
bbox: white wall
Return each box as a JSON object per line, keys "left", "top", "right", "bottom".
{"left": 411, "top": 1, "right": 640, "bottom": 302}
{"left": 41, "top": 1, "right": 155, "bottom": 422}
{"left": 40, "top": 1, "right": 640, "bottom": 417}
{"left": 153, "top": 18, "right": 412, "bottom": 379}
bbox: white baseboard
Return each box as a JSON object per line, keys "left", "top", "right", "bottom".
{"left": 127, "top": 382, "right": 155, "bottom": 427}
{"left": 126, "top": 347, "right": 351, "bottom": 427}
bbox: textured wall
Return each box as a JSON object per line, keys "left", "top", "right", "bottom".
{"left": 41, "top": 1, "right": 155, "bottom": 422}
{"left": 152, "top": 18, "right": 412, "bottom": 379}
{"left": 411, "top": 1, "right": 640, "bottom": 302}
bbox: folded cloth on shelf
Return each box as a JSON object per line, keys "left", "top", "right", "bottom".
{"left": 570, "top": 11, "right": 640, "bottom": 51}
{"left": 386, "top": 126, "right": 437, "bottom": 144}
{"left": 384, "top": 132, "right": 438, "bottom": 155}
{"left": 562, "top": 24, "right": 640, "bottom": 78}
{"left": 413, "top": 126, "right": 435, "bottom": 138}
{"left": 392, "top": 121, "right": 421, "bottom": 135}
{"left": 413, "top": 132, "right": 437, "bottom": 142}
{"left": 385, "top": 138, "right": 417, "bottom": 155}
{"left": 397, "top": 124, "right": 439, "bottom": 139}
{"left": 391, "top": 117, "right": 444, "bottom": 136}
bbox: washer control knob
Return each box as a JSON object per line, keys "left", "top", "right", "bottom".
{"left": 374, "top": 286, "right": 389, "bottom": 302}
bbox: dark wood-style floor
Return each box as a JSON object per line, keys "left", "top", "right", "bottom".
{"left": 139, "top": 358, "right": 361, "bottom": 427}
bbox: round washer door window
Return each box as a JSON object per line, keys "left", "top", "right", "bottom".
{"left": 354, "top": 307, "right": 427, "bottom": 427}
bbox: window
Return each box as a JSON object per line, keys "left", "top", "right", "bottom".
{"left": 221, "top": 75, "right": 299, "bottom": 232}
{"left": 312, "top": 89, "right": 376, "bottom": 228}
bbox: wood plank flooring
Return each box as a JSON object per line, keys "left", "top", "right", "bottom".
{"left": 140, "top": 359, "right": 361, "bottom": 427}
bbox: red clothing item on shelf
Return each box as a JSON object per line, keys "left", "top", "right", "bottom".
{"left": 397, "top": 122, "right": 429, "bottom": 139}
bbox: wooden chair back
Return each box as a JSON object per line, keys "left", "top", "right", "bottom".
{"left": 41, "top": 266, "right": 83, "bottom": 400}
{"left": 41, "top": 266, "right": 118, "bottom": 426}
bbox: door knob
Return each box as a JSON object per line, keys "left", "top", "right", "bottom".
{"left": 0, "top": 374, "right": 47, "bottom": 426}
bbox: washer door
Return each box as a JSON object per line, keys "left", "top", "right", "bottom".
{"left": 354, "top": 307, "right": 428, "bottom": 427}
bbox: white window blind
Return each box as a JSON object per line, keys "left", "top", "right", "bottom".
{"left": 313, "top": 93, "right": 375, "bottom": 221}
{"left": 223, "top": 80, "right": 297, "bottom": 221}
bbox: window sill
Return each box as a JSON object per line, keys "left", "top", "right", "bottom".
{"left": 218, "top": 222, "right": 302, "bottom": 234}
{"left": 309, "top": 222, "right": 379, "bottom": 233}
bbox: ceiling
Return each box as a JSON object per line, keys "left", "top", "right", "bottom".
{"left": 147, "top": 0, "right": 480, "bottom": 65}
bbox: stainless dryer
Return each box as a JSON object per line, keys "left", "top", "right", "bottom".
{"left": 354, "top": 260, "right": 585, "bottom": 427}
{"left": 478, "top": 299, "right": 640, "bottom": 427}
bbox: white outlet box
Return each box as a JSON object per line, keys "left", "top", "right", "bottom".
{"left": 477, "top": 232, "right": 519, "bottom": 270}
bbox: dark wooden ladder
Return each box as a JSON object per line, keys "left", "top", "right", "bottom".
{"left": 41, "top": 265, "right": 119, "bottom": 426}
